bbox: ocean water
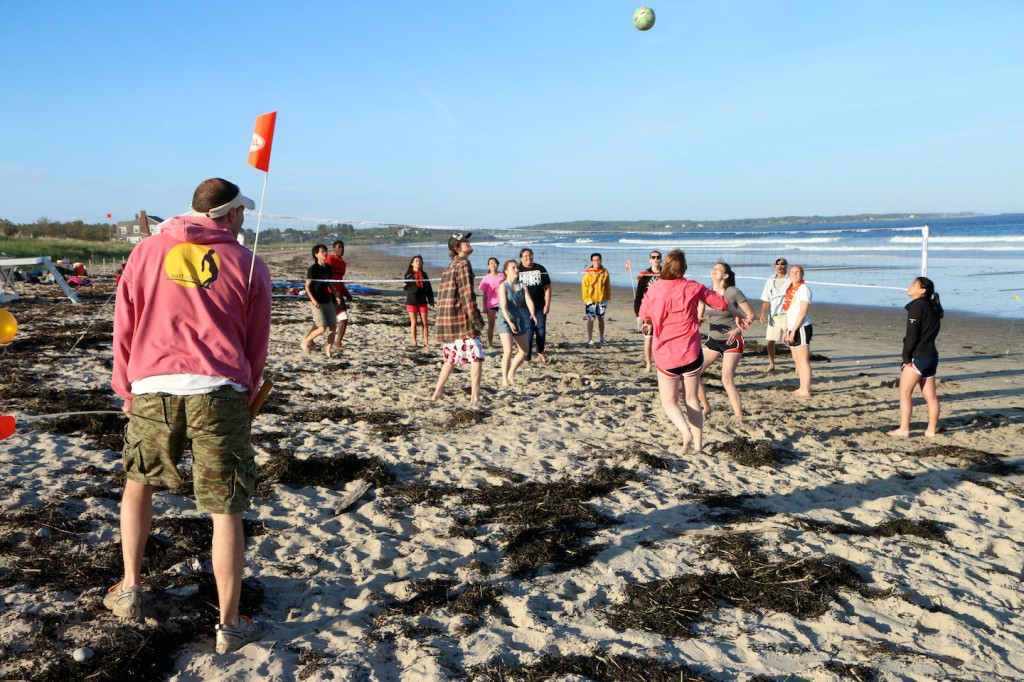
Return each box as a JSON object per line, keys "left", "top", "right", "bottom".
{"left": 396, "top": 214, "right": 1024, "bottom": 320}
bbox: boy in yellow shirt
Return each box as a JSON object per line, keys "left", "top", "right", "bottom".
{"left": 582, "top": 253, "right": 611, "bottom": 345}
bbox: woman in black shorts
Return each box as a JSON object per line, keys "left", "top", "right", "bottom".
{"left": 888, "top": 277, "right": 943, "bottom": 438}
{"left": 697, "top": 262, "right": 755, "bottom": 422}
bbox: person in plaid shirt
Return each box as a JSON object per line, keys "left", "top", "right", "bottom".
{"left": 431, "top": 232, "right": 485, "bottom": 406}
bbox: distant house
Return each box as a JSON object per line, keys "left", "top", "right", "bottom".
{"left": 113, "top": 210, "right": 163, "bottom": 244}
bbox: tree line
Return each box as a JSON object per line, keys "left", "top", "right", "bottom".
{"left": 1, "top": 218, "right": 113, "bottom": 241}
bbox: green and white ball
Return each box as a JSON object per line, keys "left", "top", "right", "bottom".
{"left": 633, "top": 6, "right": 656, "bottom": 31}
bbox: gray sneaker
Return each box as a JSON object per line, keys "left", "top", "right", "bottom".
{"left": 215, "top": 616, "right": 269, "bottom": 654}
{"left": 103, "top": 581, "right": 143, "bottom": 619}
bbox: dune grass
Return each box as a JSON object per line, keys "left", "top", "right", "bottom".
{"left": 0, "top": 237, "right": 133, "bottom": 265}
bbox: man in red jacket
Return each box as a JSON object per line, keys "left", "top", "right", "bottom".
{"left": 325, "top": 240, "right": 353, "bottom": 351}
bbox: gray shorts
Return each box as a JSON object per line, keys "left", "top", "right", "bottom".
{"left": 311, "top": 300, "right": 337, "bottom": 328}
{"left": 766, "top": 313, "right": 788, "bottom": 342}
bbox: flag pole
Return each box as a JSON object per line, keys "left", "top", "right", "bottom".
{"left": 247, "top": 171, "right": 269, "bottom": 291}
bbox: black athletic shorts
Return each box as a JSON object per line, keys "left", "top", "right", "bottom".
{"left": 659, "top": 350, "right": 705, "bottom": 378}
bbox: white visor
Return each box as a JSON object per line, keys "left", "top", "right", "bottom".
{"left": 190, "top": 190, "right": 256, "bottom": 219}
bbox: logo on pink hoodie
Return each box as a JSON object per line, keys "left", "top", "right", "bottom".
{"left": 164, "top": 243, "right": 221, "bottom": 289}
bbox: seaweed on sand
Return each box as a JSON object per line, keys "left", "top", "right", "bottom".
{"left": 0, "top": 501, "right": 120, "bottom": 590}
{"left": 0, "top": 574, "right": 264, "bottom": 682}
{"left": 0, "top": 368, "right": 125, "bottom": 450}
{"left": 688, "top": 491, "right": 775, "bottom": 524}
{"left": 285, "top": 644, "right": 335, "bottom": 681}
{"left": 470, "top": 651, "right": 714, "bottom": 682}
{"left": 8, "top": 384, "right": 113, "bottom": 415}
{"left": 462, "top": 467, "right": 636, "bottom": 577}
{"left": 291, "top": 403, "right": 356, "bottom": 422}
{"left": 146, "top": 517, "right": 267, "bottom": 573}
{"left": 443, "top": 408, "right": 489, "bottom": 430}
{"left": 360, "top": 410, "right": 415, "bottom": 441}
{"left": 607, "top": 534, "right": 863, "bottom": 638}
{"left": 913, "top": 444, "right": 1017, "bottom": 473}
{"left": 0, "top": 497, "right": 272, "bottom": 591}
{"left": 380, "top": 482, "right": 465, "bottom": 505}
{"left": 255, "top": 445, "right": 392, "bottom": 498}
{"left": 0, "top": 503, "right": 266, "bottom": 681}
{"left": 821, "top": 661, "right": 880, "bottom": 681}
{"left": 609, "top": 445, "right": 672, "bottom": 470}
{"left": 715, "top": 437, "right": 785, "bottom": 468}
{"left": 38, "top": 412, "right": 126, "bottom": 452}
{"left": 374, "top": 578, "right": 507, "bottom": 635}
{"left": 795, "top": 517, "right": 948, "bottom": 544}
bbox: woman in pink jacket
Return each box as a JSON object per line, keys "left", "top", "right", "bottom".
{"left": 639, "top": 250, "right": 749, "bottom": 453}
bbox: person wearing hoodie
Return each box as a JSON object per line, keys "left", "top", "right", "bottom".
{"left": 109, "top": 178, "right": 272, "bottom": 655}
{"left": 582, "top": 253, "right": 611, "bottom": 345}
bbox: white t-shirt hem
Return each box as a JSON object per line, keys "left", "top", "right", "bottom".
{"left": 131, "top": 373, "right": 246, "bottom": 395}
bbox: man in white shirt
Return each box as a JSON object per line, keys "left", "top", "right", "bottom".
{"left": 758, "top": 257, "right": 790, "bottom": 371}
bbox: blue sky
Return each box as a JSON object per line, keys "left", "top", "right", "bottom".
{"left": 2, "top": 1, "right": 1021, "bottom": 229}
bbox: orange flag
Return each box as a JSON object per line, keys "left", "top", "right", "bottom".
{"left": 247, "top": 111, "right": 277, "bottom": 172}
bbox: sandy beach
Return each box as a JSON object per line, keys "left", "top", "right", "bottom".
{"left": 1, "top": 244, "right": 1022, "bottom": 681}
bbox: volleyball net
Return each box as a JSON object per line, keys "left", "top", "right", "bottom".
{"left": 252, "top": 215, "right": 930, "bottom": 306}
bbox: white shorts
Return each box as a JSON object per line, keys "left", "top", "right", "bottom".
{"left": 766, "top": 313, "right": 788, "bottom": 342}
{"left": 441, "top": 337, "right": 485, "bottom": 366}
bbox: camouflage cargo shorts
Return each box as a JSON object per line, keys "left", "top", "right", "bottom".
{"left": 123, "top": 387, "right": 255, "bottom": 514}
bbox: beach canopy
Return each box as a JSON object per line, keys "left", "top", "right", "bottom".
{"left": 0, "top": 256, "right": 81, "bottom": 304}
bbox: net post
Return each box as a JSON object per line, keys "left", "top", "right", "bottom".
{"left": 921, "top": 223, "right": 929, "bottom": 276}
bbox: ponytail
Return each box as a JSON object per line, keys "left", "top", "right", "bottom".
{"left": 917, "top": 277, "right": 944, "bottom": 319}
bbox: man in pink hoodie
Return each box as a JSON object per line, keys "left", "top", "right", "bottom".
{"left": 109, "top": 178, "right": 272, "bottom": 654}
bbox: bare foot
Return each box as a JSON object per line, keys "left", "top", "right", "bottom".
{"left": 644, "top": 364, "right": 652, "bottom": 372}
{"left": 924, "top": 431, "right": 937, "bottom": 438}
{"left": 325, "top": 349, "right": 333, "bottom": 359}
{"left": 430, "top": 394, "right": 442, "bottom": 403}
{"left": 791, "top": 390, "right": 811, "bottom": 398}
{"left": 887, "top": 429, "right": 910, "bottom": 438}
{"left": 701, "top": 406, "right": 711, "bottom": 418}
{"left": 538, "top": 353, "right": 549, "bottom": 363}
{"left": 300, "top": 343, "right": 311, "bottom": 357}
{"left": 766, "top": 364, "right": 775, "bottom": 372}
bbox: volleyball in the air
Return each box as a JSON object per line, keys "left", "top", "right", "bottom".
{"left": 633, "top": 6, "right": 656, "bottom": 31}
